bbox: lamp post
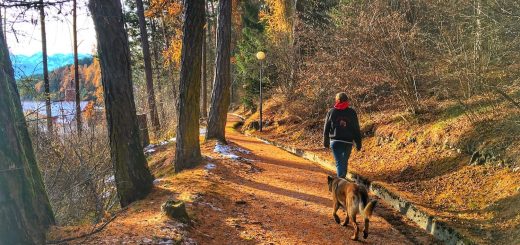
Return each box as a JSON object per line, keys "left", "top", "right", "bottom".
{"left": 256, "top": 51, "right": 265, "bottom": 132}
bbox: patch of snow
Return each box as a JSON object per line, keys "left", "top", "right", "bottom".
{"left": 182, "top": 237, "right": 197, "bottom": 245}
{"left": 153, "top": 178, "right": 165, "bottom": 185}
{"left": 213, "top": 142, "right": 252, "bottom": 162}
{"left": 159, "top": 240, "right": 175, "bottom": 244}
{"left": 205, "top": 163, "right": 216, "bottom": 170}
{"left": 106, "top": 175, "right": 115, "bottom": 183}
{"left": 159, "top": 140, "right": 169, "bottom": 146}
{"left": 214, "top": 143, "right": 241, "bottom": 160}
{"left": 235, "top": 147, "right": 251, "bottom": 154}
{"left": 142, "top": 238, "right": 153, "bottom": 244}
{"left": 169, "top": 137, "right": 176, "bottom": 142}
{"left": 259, "top": 139, "right": 271, "bottom": 145}
{"left": 102, "top": 190, "right": 111, "bottom": 198}
{"left": 199, "top": 128, "right": 207, "bottom": 135}
{"left": 144, "top": 144, "right": 156, "bottom": 153}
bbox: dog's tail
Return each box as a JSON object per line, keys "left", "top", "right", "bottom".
{"left": 360, "top": 200, "right": 378, "bottom": 218}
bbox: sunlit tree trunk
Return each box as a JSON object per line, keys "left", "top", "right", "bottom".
{"left": 208, "top": 0, "right": 216, "bottom": 94}
{"left": 206, "top": 0, "right": 232, "bottom": 142}
{"left": 39, "top": 0, "right": 52, "bottom": 132}
{"left": 136, "top": 0, "right": 161, "bottom": 134}
{"left": 174, "top": 0, "right": 204, "bottom": 172}
{"left": 472, "top": 0, "right": 482, "bottom": 98}
{"left": 73, "top": 0, "right": 82, "bottom": 135}
{"left": 88, "top": 0, "right": 154, "bottom": 207}
{"left": 0, "top": 16, "right": 55, "bottom": 244}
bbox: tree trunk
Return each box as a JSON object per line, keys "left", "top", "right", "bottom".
{"left": 0, "top": 16, "right": 55, "bottom": 244}
{"left": 88, "top": 0, "right": 154, "bottom": 207}
{"left": 150, "top": 19, "right": 165, "bottom": 122}
{"left": 207, "top": 0, "right": 216, "bottom": 94}
{"left": 201, "top": 26, "right": 207, "bottom": 118}
{"left": 136, "top": 0, "right": 161, "bottom": 134}
{"left": 206, "top": 0, "right": 232, "bottom": 142}
{"left": 174, "top": 0, "right": 204, "bottom": 172}
{"left": 472, "top": 0, "right": 482, "bottom": 98}
{"left": 39, "top": 0, "right": 52, "bottom": 132}
{"left": 73, "top": 0, "right": 82, "bottom": 135}
{"left": 160, "top": 16, "right": 178, "bottom": 117}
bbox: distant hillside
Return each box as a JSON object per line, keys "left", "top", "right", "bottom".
{"left": 16, "top": 56, "right": 102, "bottom": 103}
{"left": 10, "top": 52, "right": 92, "bottom": 79}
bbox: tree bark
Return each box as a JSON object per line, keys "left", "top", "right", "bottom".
{"left": 160, "top": 16, "right": 178, "bottom": 117}
{"left": 0, "top": 15, "right": 55, "bottom": 244}
{"left": 39, "top": 0, "right": 52, "bottom": 132}
{"left": 207, "top": 0, "right": 216, "bottom": 94}
{"left": 201, "top": 25, "right": 207, "bottom": 118}
{"left": 136, "top": 0, "right": 161, "bottom": 134}
{"left": 174, "top": 0, "right": 204, "bottom": 172}
{"left": 150, "top": 19, "right": 165, "bottom": 122}
{"left": 73, "top": 0, "right": 82, "bottom": 135}
{"left": 206, "top": 0, "right": 232, "bottom": 142}
{"left": 88, "top": 0, "right": 154, "bottom": 207}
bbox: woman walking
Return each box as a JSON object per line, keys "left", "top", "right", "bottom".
{"left": 323, "top": 92, "right": 362, "bottom": 178}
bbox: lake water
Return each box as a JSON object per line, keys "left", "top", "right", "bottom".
{"left": 22, "top": 101, "right": 89, "bottom": 123}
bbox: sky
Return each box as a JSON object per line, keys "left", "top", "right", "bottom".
{"left": 5, "top": 2, "right": 97, "bottom": 56}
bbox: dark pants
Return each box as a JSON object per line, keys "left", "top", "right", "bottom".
{"left": 330, "top": 141, "right": 353, "bottom": 178}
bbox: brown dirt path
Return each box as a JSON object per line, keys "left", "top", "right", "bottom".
{"left": 189, "top": 115, "right": 437, "bottom": 244}
{"left": 48, "top": 115, "right": 437, "bottom": 244}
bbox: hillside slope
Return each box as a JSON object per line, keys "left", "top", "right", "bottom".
{"left": 11, "top": 52, "right": 92, "bottom": 79}
{"left": 239, "top": 96, "right": 520, "bottom": 244}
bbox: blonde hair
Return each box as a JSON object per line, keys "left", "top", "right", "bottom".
{"left": 335, "top": 92, "right": 349, "bottom": 102}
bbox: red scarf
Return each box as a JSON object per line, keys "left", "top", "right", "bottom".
{"left": 334, "top": 101, "right": 350, "bottom": 110}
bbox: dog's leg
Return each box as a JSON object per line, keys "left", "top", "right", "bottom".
{"left": 342, "top": 214, "right": 349, "bottom": 226}
{"left": 333, "top": 201, "right": 340, "bottom": 224}
{"left": 350, "top": 214, "right": 359, "bottom": 241}
{"left": 341, "top": 200, "right": 352, "bottom": 226}
{"left": 363, "top": 218, "right": 369, "bottom": 239}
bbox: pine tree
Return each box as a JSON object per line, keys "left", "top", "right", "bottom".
{"left": 88, "top": 0, "right": 154, "bottom": 207}
{"left": 206, "top": 0, "right": 232, "bottom": 142}
{"left": 174, "top": 0, "right": 205, "bottom": 172}
{"left": 0, "top": 16, "right": 55, "bottom": 244}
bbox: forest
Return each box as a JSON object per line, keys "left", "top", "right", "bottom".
{"left": 0, "top": 0, "right": 519, "bottom": 244}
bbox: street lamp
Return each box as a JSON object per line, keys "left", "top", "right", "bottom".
{"left": 256, "top": 51, "right": 265, "bottom": 132}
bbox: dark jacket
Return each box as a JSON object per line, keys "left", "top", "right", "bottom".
{"left": 323, "top": 107, "right": 362, "bottom": 150}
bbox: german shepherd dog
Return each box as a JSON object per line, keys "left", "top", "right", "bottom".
{"left": 327, "top": 176, "right": 377, "bottom": 240}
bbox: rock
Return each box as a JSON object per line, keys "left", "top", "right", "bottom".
{"left": 142, "top": 238, "right": 153, "bottom": 244}
{"left": 153, "top": 178, "right": 165, "bottom": 185}
{"left": 162, "top": 199, "right": 190, "bottom": 223}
